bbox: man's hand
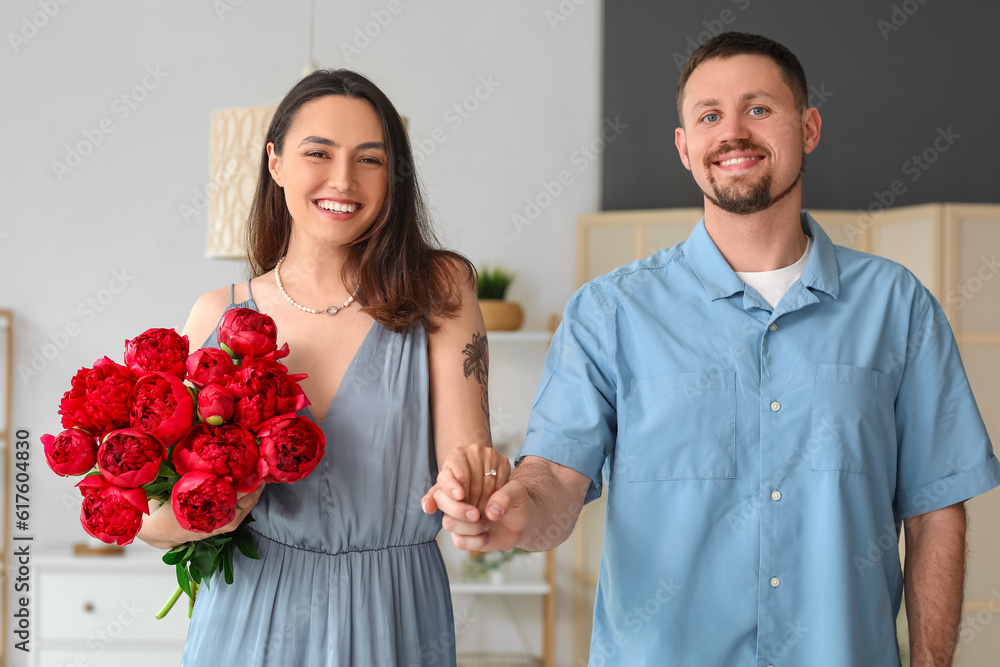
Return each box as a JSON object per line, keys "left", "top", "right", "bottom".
{"left": 425, "top": 454, "right": 591, "bottom": 553}
{"left": 425, "top": 476, "right": 532, "bottom": 552}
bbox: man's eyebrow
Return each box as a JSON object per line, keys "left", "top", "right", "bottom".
{"left": 690, "top": 98, "right": 720, "bottom": 112}
{"left": 741, "top": 90, "right": 777, "bottom": 102}
{"left": 297, "top": 136, "right": 386, "bottom": 151}
{"left": 690, "top": 91, "right": 778, "bottom": 111}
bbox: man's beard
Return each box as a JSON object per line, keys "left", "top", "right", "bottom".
{"left": 699, "top": 141, "right": 805, "bottom": 216}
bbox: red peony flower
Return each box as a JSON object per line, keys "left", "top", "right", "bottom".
{"left": 185, "top": 347, "right": 236, "bottom": 388}
{"left": 171, "top": 471, "right": 237, "bottom": 533}
{"left": 97, "top": 428, "right": 167, "bottom": 488}
{"left": 129, "top": 372, "right": 195, "bottom": 446}
{"left": 41, "top": 429, "right": 98, "bottom": 476}
{"left": 256, "top": 414, "right": 325, "bottom": 483}
{"left": 197, "top": 384, "right": 235, "bottom": 426}
{"left": 58, "top": 357, "right": 135, "bottom": 438}
{"left": 124, "top": 328, "right": 189, "bottom": 379}
{"left": 77, "top": 475, "right": 149, "bottom": 546}
{"left": 173, "top": 423, "right": 260, "bottom": 492}
{"left": 218, "top": 308, "right": 278, "bottom": 358}
{"left": 259, "top": 342, "right": 290, "bottom": 362}
{"left": 228, "top": 358, "right": 309, "bottom": 433}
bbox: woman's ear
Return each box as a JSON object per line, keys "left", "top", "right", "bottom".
{"left": 266, "top": 142, "right": 283, "bottom": 187}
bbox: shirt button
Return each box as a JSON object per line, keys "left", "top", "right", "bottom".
{"left": 771, "top": 490, "right": 782, "bottom": 501}
{"left": 770, "top": 577, "right": 781, "bottom": 587}
{"left": 770, "top": 401, "right": 781, "bottom": 412}
{"left": 769, "top": 323, "right": 778, "bottom": 331}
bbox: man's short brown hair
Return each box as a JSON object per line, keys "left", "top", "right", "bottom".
{"left": 677, "top": 32, "right": 809, "bottom": 124}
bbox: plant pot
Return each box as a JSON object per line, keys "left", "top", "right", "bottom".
{"left": 479, "top": 299, "right": 523, "bottom": 331}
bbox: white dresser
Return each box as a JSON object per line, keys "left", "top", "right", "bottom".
{"left": 33, "top": 546, "right": 189, "bottom": 667}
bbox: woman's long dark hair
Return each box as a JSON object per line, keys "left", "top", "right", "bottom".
{"left": 244, "top": 69, "right": 474, "bottom": 333}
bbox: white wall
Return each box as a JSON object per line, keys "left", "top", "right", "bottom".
{"left": 2, "top": 0, "right": 601, "bottom": 664}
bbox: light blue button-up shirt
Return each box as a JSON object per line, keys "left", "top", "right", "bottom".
{"left": 518, "top": 213, "right": 1000, "bottom": 666}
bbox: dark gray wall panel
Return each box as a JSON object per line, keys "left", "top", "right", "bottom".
{"left": 602, "top": 0, "right": 997, "bottom": 211}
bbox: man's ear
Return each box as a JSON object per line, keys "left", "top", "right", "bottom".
{"left": 675, "top": 126, "right": 692, "bottom": 171}
{"left": 802, "top": 108, "right": 822, "bottom": 155}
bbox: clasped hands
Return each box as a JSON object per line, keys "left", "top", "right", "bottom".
{"left": 421, "top": 444, "right": 526, "bottom": 552}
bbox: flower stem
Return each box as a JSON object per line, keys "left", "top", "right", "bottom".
{"left": 156, "top": 586, "right": 183, "bottom": 619}
{"left": 188, "top": 581, "right": 199, "bottom": 618}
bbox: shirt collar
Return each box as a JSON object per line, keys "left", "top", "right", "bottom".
{"left": 683, "top": 211, "right": 840, "bottom": 302}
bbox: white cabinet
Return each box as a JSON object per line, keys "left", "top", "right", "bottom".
{"left": 32, "top": 548, "right": 189, "bottom": 667}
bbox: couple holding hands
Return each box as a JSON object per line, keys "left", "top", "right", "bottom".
{"left": 142, "top": 31, "right": 997, "bottom": 667}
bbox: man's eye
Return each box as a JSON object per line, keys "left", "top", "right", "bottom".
{"left": 702, "top": 113, "right": 719, "bottom": 123}
{"left": 749, "top": 107, "right": 767, "bottom": 116}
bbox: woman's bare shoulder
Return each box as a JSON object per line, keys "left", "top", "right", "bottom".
{"left": 181, "top": 285, "right": 234, "bottom": 348}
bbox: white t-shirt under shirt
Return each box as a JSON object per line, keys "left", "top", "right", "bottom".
{"left": 734, "top": 237, "right": 813, "bottom": 309}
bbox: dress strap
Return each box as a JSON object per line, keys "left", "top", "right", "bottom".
{"left": 229, "top": 283, "right": 235, "bottom": 306}
{"left": 246, "top": 279, "right": 253, "bottom": 304}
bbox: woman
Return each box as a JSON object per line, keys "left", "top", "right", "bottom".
{"left": 137, "top": 69, "right": 509, "bottom": 666}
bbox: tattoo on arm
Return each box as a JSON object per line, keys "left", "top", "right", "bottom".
{"left": 462, "top": 332, "right": 489, "bottom": 420}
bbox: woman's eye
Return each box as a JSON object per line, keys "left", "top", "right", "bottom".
{"left": 306, "top": 151, "right": 327, "bottom": 158}
{"left": 360, "top": 156, "right": 385, "bottom": 165}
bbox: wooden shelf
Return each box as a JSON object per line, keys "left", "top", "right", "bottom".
{"left": 450, "top": 581, "right": 550, "bottom": 595}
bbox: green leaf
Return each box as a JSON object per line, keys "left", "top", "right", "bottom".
{"left": 175, "top": 562, "right": 192, "bottom": 598}
{"left": 475, "top": 265, "right": 515, "bottom": 299}
{"left": 162, "top": 545, "right": 189, "bottom": 565}
{"left": 192, "top": 544, "right": 217, "bottom": 581}
{"left": 223, "top": 548, "right": 234, "bottom": 585}
{"left": 233, "top": 528, "right": 260, "bottom": 560}
{"left": 189, "top": 561, "right": 203, "bottom": 585}
{"left": 211, "top": 550, "right": 224, "bottom": 573}
{"left": 220, "top": 342, "right": 236, "bottom": 359}
{"left": 158, "top": 462, "right": 179, "bottom": 480}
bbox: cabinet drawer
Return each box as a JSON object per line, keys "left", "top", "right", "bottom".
{"left": 37, "top": 571, "right": 190, "bottom": 642}
{"left": 37, "top": 647, "right": 185, "bottom": 667}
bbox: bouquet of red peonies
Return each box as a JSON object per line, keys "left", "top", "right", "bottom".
{"left": 42, "top": 308, "right": 325, "bottom": 616}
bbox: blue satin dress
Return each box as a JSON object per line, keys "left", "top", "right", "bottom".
{"left": 180, "top": 282, "right": 455, "bottom": 667}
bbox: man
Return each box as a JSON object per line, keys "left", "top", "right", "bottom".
{"left": 426, "top": 32, "right": 999, "bottom": 666}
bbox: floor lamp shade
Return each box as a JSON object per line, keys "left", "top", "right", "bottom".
{"left": 206, "top": 105, "right": 276, "bottom": 258}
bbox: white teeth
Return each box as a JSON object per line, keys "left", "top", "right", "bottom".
{"left": 718, "top": 156, "right": 760, "bottom": 167}
{"left": 317, "top": 200, "right": 358, "bottom": 213}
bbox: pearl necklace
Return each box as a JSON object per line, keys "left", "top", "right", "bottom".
{"left": 274, "top": 257, "right": 360, "bottom": 316}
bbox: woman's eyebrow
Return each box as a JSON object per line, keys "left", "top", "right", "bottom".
{"left": 297, "top": 136, "right": 386, "bottom": 151}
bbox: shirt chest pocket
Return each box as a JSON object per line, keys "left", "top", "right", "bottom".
{"left": 810, "top": 364, "right": 896, "bottom": 482}
{"left": 624, "top": 371, "right": 737, "bottom": 481}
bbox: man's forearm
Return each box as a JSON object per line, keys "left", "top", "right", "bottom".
{"left": 510, "top": 456, "right": 588, "bottom": 552}
{"left": 904, "top": 502, "right": 967, "bottom": 667}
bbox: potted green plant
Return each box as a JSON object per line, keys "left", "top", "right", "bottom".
{"left": 477, "top": 265, "right": 523, "bottom": 331}
{"left": 463, "top": 548, "right": 529, "bottom": 584}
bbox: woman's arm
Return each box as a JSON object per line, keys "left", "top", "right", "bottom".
{"left": 136, "top": 285, "right": 263, "bottom": 549}
{"left": 426, "top": 264, "right": 505, "bottom": 513}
